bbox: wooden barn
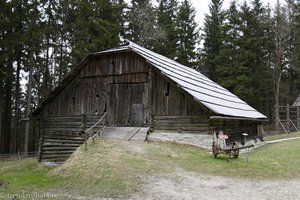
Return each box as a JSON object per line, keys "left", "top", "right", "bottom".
{"left": 31, "top": 41, "right": 267, "bottom": 162}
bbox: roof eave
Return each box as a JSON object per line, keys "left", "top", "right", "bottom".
{"left": 209, "top": 115, "right": 269, "bottom": 122}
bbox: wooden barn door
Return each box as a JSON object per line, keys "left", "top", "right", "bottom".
{"left": 108, "top": 83, "right": 146, "bottom": 127}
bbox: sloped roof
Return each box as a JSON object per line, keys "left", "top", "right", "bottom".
{"left": 32, "top": 41, "right": 267, "bottom": 119}
{"left": 94, "top": 41, "right": 266, "bottom": 119}
{"left": 293, "top": 95, "right": 300, "bottom": 106}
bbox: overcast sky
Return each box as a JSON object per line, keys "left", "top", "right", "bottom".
{"left": 191, "top": 0, "right": 285, "bottom": 26}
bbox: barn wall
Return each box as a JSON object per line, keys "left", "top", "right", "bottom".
{"left": 42, "top": 52, "right": 149, "bottom": 127}
{"left": 42, "top": 50, "right": 210, "bottom": 128}
{"left": 149, "top": 69, "right": 210, "bottom": 133}
{"left": 150, "top": 69, "right": 209, "bottom": 116}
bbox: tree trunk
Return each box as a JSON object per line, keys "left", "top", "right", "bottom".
{"left": 274, "top": 70, "right": 282, "bottom": 131}
{"left": 13, "top": 59, "right": 21, "bottom": 153}
{"left": 273, "top": 2, "right": 288, "bottom": 132}
{"left": 2, "top": 63, "right": 13, "bottom": 154}
{"left": 24, "top": 53, "right": 33, "bottom": 155}
{"left": 0, "top": 82, "right": 3, "bottom": 153}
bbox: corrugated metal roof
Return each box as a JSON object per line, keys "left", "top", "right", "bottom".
{"left": 95, "top": 41, "right": 266, "bottom": 119}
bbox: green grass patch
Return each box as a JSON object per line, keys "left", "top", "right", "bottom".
{"left": 264, "top": 131, "right": 300, "bottom": 141}
{"left": 148, "top": 139, "right": 300, "bottom": 179}
{"left": 0, "top": 158, "right": 62, "bottom": 199}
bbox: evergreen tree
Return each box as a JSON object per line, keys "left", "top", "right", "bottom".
{"left": 155, "top": 0, "right": 178, "bottom": 59}
{"left": 211, "top": 0, "right": 273, "bottom": 114}
{"left": 214, "top": 1, "right": 242, "bottom": 94}
{"left": 201, "top": 0, "right": 224, "bottom": 81}
{"left": 273, "top": 1, "right": 289, "bottom": 129}
{"left": 175, "top": 0, "right": 198, "bottom": 67}
{"left": 125, "top": 0, "right": 164, "bottom": 48}
{"left": 70, "top": 0, "right": 125, "bottom": 64}
{"left": 261, "top": 3, "right": 276, "bottom": 117}
{"left": 246, "top": 0, "right": 271, "bottom": 111}
{"left": 293, "top": 1, "right": 300, "bottom": 95}
{"left": 0, "top": 0, "right": 43, "bottom": 153}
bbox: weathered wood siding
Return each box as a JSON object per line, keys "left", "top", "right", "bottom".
{"left": 150, "top": 70, "right": 209, "bottom": 116}
{"left": 42, "top": 52, "right": 149, "bottom": 127}
{"left": 41, "top": 51, "right": 211, "bottom": 130}
{"left": 39, "top": 115, "right": 102, "bottom": 162}
{"left": 149, "top": 69, "right": 210, "bottom": 133}
{"left": 151, "top": 115, "right": 208, "bottom": 133}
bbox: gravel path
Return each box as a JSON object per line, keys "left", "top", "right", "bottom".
{"left": 131, "top": 169, "right": 300, "bottom": 200}
{"left": 266, "top": 136, "right": 300, "bottom": 144}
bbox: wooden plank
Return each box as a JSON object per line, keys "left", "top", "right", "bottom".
{"left": 43, "top": 132, "right": 83, "bottom": 137}
{"left": 153, "top": 115, "right": 206, "bottom": 120}
{"left": 43, "top": 139, "right": 84, "bottom": 144}
{"left": 153, "top": 121, "right": 208, "bottom": 126}
{"left": 43, "top": 136, "right": 84, "bottom": 141}
{"left": 42, "top": 142, "right": 82, "bottom": 147}
{"left": 131, "top": 104, "right": 144, "bottom": 126}
{"left": 42, "top": 150, "right": 75, "bottom": 155}
{"left": 43, "top": 146, "right": 78, "bottom": 151}
{"left": 41, "top": 154, "right": 72, "bottom": 159}
{"left": 126, "top": 128, "right": 141, "bottom": 140}
{"left": 153, "top": 126, "right": 207, "bottom": 132}
{"left": 41, "top": 128, "right": 82, "bottom": 132}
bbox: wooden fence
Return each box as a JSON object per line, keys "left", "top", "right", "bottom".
{"left": 275, "top": 105, "right": 300, "bottom": 133}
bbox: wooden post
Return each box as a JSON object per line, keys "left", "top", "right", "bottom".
{"left": 24, "top": 47, "right": 34, "bottom": 155}
{"left": 287, "top": 104, "right": 290, "bottom": 133}
{"left": 274, "top": 104, "right": 280, "bottom": 133}
{"left": 148, "top": 67, "right": 153, "bottom": 120}
{"left": 149, "top": 115, "right": 154, "bottom": 132}
{"left": 81, "top": 114, "right": 87, "bottom": 150}
{"left": 297, "top": 106, "right": 300, "bottom": 130}
{"left": 37, "top": 118, "right": 43, "bottom": 162}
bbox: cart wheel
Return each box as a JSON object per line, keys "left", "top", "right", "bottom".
{"left": 232, "top": 142, "right": 239, "bottom": 158}
{"left": 212, "top": 142, "right": 219, "bottom": 158}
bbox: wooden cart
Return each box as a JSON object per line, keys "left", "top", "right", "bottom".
{"left": 212, "top": 131, "right": 254, "bottom": 158}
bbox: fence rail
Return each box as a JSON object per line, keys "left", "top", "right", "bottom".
{"left": 0, "top": 151, "right": 38, "bottom": 161}
{"left": 84, "top": 112, "right": 107, "bottom": 149}
{"left": 275, "top": 105, "right": 300, "bottom": 133}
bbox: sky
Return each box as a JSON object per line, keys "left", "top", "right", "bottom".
{"left": 191, "top": 0, "right": 285, "bottom": 26}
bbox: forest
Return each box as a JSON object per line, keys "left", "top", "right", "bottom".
{"left": 1, "top": 0, "right": 300, "bottom": 154}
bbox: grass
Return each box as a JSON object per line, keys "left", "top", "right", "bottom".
{"left": 0, "top": 138, "right": 300, "bottom": 198}
{"left": 150, "top": 139, "right": 300, "bottom": 179}
{"left": 264, "top": 131, "right": 300, "bottom": 141}
{"left": 0, "top": 158, "right": 61, "bottom": 199}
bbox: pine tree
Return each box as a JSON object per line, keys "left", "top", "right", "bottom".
{"left": 175, "top": 0, "right": 198, "bottom": 67}
{"left": 70, "top": 0, "right": 124, "bottom": 63}
{"left": 260, "top": 4, "right": 276, "bottom": 117}
{"left": 293, "top": 1, "right": 300, "bottom": 95}
{"left": 125, "top": 0, "right": 164, "bottom": 48}
{"left": 201, "top": 0, "right": 224, "bottom": 81}
{"left": 273, "top": 1, "right": 289, "bottom": 129}
{"left": 154, "top": 0, "right": 178, "bottom": 59}
{"left": 248, "top": 0, "right": 272, "bottom": 112}
{"left": 213, "top": 0, "right": 272, "bottom": 113}
{"left": 214, "top": 1, "right": 242, "bottom": 93}
{"left": 0, "top": 0, "right": 43, "bottom": 153}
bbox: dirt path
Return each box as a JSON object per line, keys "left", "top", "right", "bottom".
{"left": 131, "top": 168, "right": 300, "bottom": 200}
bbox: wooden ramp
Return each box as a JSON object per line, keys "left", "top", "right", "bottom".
{"left": 100, "top": 127, "right": 148, "bottom": 141}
